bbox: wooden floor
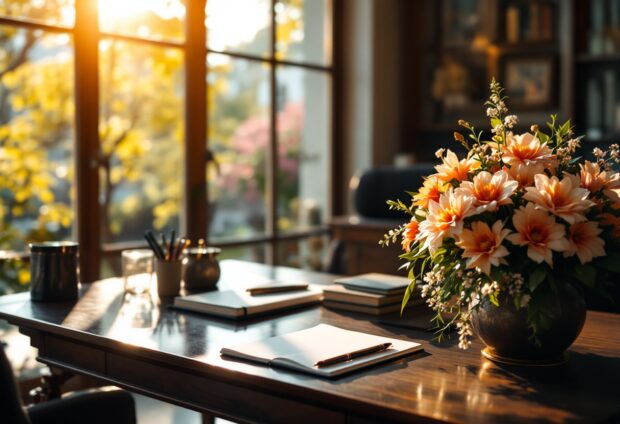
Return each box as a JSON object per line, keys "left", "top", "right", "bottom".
{"left": 134, "top": 393, "right": 234, "bottom": 424}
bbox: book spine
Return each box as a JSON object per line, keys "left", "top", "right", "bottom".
{"left": 506, "top": 6, "right": 520, "bottom": 43}
{"left": 605, "top": 70, "right": 616, "bottom": 133}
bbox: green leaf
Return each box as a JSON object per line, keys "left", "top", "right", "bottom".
{"left": 559, "top": 119, "right": 572, "bottom": 136}
{"left": 597, "top": 253, "right": 620, "bottom": 274}
{"left": 574, "top": 264, "right": 597, "bottom": 288}
{"left": 401, "top": 280, "right": 417, "bottom": 315}
{"left": 529, "top": 267, "right": 547, "bottom": 292}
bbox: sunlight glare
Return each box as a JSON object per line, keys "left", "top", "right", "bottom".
{"left": 206, "top": 0, "right": 270, "bottom": 52}
{"left": 98, "top": 0, "right": 185, "bottom": 30}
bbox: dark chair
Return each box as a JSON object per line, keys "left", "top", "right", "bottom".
{"left": 352, "top": 164, "right": 436, "bottom": 220}
{"left": 325, "top": 164, "right": 436, "bottom": 274}
{"left": 1, "top": 344, "right": 136, "bottom": 424}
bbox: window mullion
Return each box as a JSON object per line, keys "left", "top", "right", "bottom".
{"left": 184, "top": 0, "right": 208, "bottom": 242}
{"left": 268, "top": 0, "right": 279, "bottom": 265}
{"left": 74, "top": 0, "right": 101, "bottom": 281}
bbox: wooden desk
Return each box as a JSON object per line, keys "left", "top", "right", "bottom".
{"left": 329, "top": 216, "right": 403, "bottom": 275}
{"left": 1, "top": 260, "right": 620, "bottom": 423}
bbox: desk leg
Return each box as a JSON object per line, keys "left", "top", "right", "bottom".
{"left": 201, "top": 412, "right": 215, "bottom": 424}
{"left": 29, "top": 368, "right": 73, "bottom": 403}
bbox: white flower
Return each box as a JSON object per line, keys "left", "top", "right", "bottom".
{"left": 486, "top": 107, "right": 498, "bottom": 118}
{"left": 435, "top": 148, "right": 445, "bottom": 158}
{"left": 504, "top": 115, "right": 518, "bottom": 129}
{"left": 520, "top": 294, "right": 531, "bottom": 308}
{"left": 492, "top": 124, "right": 504, "bottom": 134}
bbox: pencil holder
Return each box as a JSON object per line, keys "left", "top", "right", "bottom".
{"left": 155, "top": 259, "right": 182, "bottom": 297}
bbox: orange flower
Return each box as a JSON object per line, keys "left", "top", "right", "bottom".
{"left": 412, "top": 175, "right": 448, "bottom": 209}
{"left": 523, "top": 174, "right": 595, "bottom": 224}
{"left": 578, "top": 161, "right": 620, "bottom": 193}
{"left": 459, "top": 170, "right": 518, "bottom": 212}
{"left": 504, "top": 163, "right": 545, "bottom": 188}
{"left": 501, "top": 132, "right": 554, "bottom": 167}
{"left": 434, "top": 150, "right": 479, "bottom": 183}
{"left": 563, "top": 222, "right": 605, "bottom": 264}
{"left": 456, "top": 220, "right": 511, "bottom": 275}
{"left": 419, "top": 187, "right": 476, "bottom": 254}
{"left": 401, "top": 218, "right": 420, "bottom": 252}
{"left": 598, "top": 213, "right": 620, "bottom": 239}
{"left": 507, "top": 203, "right": 568, "bottom": 267}
{"left": 603, "top": 188, "right": 620, "bottom": 210}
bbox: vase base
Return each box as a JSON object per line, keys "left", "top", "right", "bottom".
{"left": 481, "top": 347, "right": 568, "bottom": 367}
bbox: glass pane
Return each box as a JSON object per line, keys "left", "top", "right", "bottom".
{"left": 0, "top": 28, "right": 74, "bottom": 249}
{"left": 0, "top": 0, "right": 75, "bottom": 27}
{"left": 99, "top": 40, "right": 184, "bottom": 243}
{"left": 0, "top": 28, "right": 74, "bottom": 292}
{"left": 207, "top": 53, "right": 270, "bottom": 241}
{"left": 276, "top": 0, "right": 332, "bottom": 65}
{"left": 277, "top": 236, "right": 328, "bottom": 270}
{"left": 98, "top": 0, "right": 185, "bottom": 42}
{"left": 276, "top": 66, "right": 330, "bottom": 233}
{"left": 206, "top": 0, "right": 271, "bottom": 57}
{"left": 219, "top": 244, "right": 267, "bottom": 263}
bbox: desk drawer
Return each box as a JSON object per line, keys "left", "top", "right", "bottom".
{"left": 107, "top": 354, "right": 345, "bottom": 424}
{"left": 43, "top": 335, "right": 106, "bottom": 374}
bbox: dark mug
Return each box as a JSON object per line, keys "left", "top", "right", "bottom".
{"left": 29, "top": 242, "right": 79, "bottom": 302}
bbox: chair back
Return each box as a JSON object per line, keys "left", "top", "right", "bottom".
{"left": 352, "top": 164, "right": 436, "bottom": 219}
{"left": 0, "top": 344, "right": 31, "bottom": 424}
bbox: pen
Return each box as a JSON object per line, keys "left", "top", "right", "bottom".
{"left": 314, "top": 342, "right": 392, "bottom": 368}
{"left": 246, "top": 284, "right": 309, "bottom": 296}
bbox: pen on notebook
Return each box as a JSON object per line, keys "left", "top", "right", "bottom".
{"left": 246, "top": 283, "right": 309, "bottom": 296}
{"left": 314, "top": 342, "right": 392, "bottom": 368}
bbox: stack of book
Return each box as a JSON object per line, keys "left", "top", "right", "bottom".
{"left": 322, "top": 273, "right": 421, "bottom": 316}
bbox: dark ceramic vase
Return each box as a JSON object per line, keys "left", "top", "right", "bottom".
{"left": 183, "top": 247, "right": 221, "bottom": 291}
{"left": 470, "top": 285, "right": 586, "bottom": 364}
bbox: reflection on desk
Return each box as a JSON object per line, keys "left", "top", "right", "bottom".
{"left": 0, "top": 260, "right": 619, "bottom": 424}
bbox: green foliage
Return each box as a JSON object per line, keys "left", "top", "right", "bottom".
{"left": 529, "top": 267, "right": 547, "bottom": 292}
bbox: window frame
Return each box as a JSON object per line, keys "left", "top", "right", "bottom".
{"left": 0, "top": 0, "right": 341, "bottom": 281}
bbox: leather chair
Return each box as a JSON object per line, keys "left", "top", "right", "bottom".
{"left": 325, "top": 164, "right": 436, "bottom": 274}
{"left": 352, "top": 164, "right": 436, "bottom": 220}
{"left": 1, "top": 344, "right": 136, "bottom": 424}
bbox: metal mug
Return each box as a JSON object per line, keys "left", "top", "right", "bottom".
{"left": 29, "top": 242, "right": 79, "bottom": 302}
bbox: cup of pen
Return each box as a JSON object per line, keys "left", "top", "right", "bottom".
{"left": 145, "top": 230, "right": 189, "bottom": 298}
{"left": 155, "top": 258, "right": 182, "bottom": 297}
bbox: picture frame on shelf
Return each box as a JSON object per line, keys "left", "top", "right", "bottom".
{"left": 502, "top": 55, "right": 555, "bottom": 109}
{"left": 441, "top": 0, "right": 497, "bottom": 48}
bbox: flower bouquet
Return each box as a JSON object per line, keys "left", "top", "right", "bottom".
{"left": 382, "top": 79, "right": 620, "bottom": 363}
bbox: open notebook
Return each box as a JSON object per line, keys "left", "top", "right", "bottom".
{"left": 220, "top": 324, "right": 423, "bottom": 377}
{"left": 173, "top": 287, "right": 322, "bottom": 319}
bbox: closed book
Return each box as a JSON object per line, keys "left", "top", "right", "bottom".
{"left": 322, "top": 284, "right": 403, "bottom": 307}
{"left": 173, "top": 287, "right": 322, "bottom": 319}
{"left": 334, "top": 273, "right": 413, "bottom": 295}
{"left": 220, "top": 323, "right": 423, "bottom": 378}
{"left": 324, "top": 296, "right": 425, "bottom": 315}
{"left": 506, "top": 5, "right": 520, "bottom": 43}
{"left": 323, "top": 300, "right": 402, "bottom": 315}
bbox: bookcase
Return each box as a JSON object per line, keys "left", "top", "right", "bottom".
{"left": 402, "top": 0, "right": 620, "bottom": 160}
{"left": 575, "top": 0, "right": 620, "bottom": 145}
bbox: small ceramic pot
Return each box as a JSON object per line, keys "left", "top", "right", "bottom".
{"left": 183, "top": 247, "right": 221, "bottom": 291}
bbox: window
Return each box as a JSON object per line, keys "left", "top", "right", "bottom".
{"left": 0, "top": 0, "right": 336, "bottom": 292}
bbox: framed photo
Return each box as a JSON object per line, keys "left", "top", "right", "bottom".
{"left": 502, "top": 56, "right": 555, "bottom": 109}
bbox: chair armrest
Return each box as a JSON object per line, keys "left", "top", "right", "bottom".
{"left": 27, "top": 387, "right": 135, "bottom": 424}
